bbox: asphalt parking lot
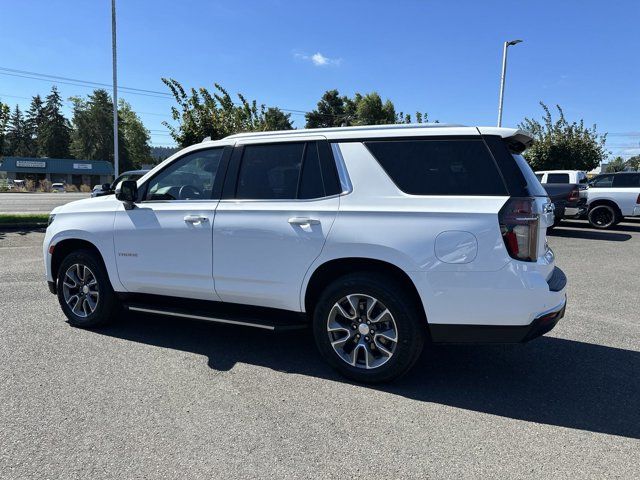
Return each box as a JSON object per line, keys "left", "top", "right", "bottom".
{"left": 0, "top": 193, "right": 90, "bottom": 214}
{"left": 1, "top": 220, "right": 638, "bottom": 479}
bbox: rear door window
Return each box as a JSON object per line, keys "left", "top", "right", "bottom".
{"left": 365, "top": 139, "right": 507, "bottom": 195}
{"left": 612, "top": 174, "right": 640, "bottom": 188}
{"left": 546, "top": 173, "right": 570, "bottom": 183}
{"left": 234, "top": 142, "right": 329, "bottom": 200}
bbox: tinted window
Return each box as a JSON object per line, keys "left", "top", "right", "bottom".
{"left": 613, "top": 174, "right": 640, "bottom": 188}
{"left": 145, "top": 149, "right": 222, "bottom": 200}
{"left": 366, "top": 140, "right": 507, "bottom": 195}
{"left": 590, "top": 175, "right": 613, "bottom": 188}
{"left": 535, "top": 173, "right": 544, "bottom": 181}
{"left": 236, "top": 143, "right": 304, "bottom": 199}
{"left": 546, "top": 173, "right": 570, "bottom": 183}
{"left": 298, "top": 143, "right": 325, "bottom": 199}
{"left": 512, "top": 154, "right": 547, "bottom": 197}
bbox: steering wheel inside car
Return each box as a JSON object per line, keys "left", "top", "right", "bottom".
{"left": 178, "top": 184, "right": 203, "bottom": 200}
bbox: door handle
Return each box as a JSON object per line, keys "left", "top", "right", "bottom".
{"left": 288, "top": 217, "right": 320, "bottom": 226}
{"left": 184, "top": 215, "right": 208, "bottom": 224}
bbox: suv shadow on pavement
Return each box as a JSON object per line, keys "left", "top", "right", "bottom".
{"left": 94, "top": 311, "right": 640, "bottom": 440}
{"left": 548, "top": 220, "right": 638, "bottom": 241}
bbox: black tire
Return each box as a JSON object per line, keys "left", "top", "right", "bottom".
{"left": 588, "top": 204, "right": 617, "bottom": 229}
{"left": 56, "top": 249, "right": 119, "bottom": 328}
{"left": 312, "top": 273, "right": 425, "bottom": 383}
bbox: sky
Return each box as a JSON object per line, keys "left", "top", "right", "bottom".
{"left": 1, "top": 0, "right": 638, "bottom": 158}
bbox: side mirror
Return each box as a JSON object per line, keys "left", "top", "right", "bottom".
{"left": 116, "top": 180, "right": 138, "bottom": 208}
{"left": 101, "top": 183, "right": 111, "bottom": 191}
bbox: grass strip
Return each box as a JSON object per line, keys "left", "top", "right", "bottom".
{"left": 0, "top": 213, "right": 50, "bottom": 225}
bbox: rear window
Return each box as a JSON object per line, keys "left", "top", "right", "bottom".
{"left": 612, "top": 174, "right": 640, "bottom": 188}
{"left": 546, "top": 173, "right": 570, "bottom": 183}
{"left": 365, "top": 139, "right": 507, "bottom": 196}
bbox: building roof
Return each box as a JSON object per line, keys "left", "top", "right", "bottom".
{"left": 0, "top": 157, "right": 113, "bottom": 175}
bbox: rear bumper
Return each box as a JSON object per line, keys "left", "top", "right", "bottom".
{"left": 564, "top": 205, "right": 588, "bottom": 217}
{"left": 429, "top": 266, "right": 567, "bottom": 344}
{"left": 430, "top": 297, "right": 566, "bottom": 343}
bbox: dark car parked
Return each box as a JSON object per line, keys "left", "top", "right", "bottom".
{"left": 91, "top": 169, "right": 149, "bottom": 197}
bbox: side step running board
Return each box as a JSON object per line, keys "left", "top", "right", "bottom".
{"left": 120, "top": 294, "right": 308, "bottom": 332}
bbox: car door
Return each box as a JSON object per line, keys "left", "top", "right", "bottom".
{"left": 611, "top": 173, "right": 640, "bottom": 215}
{"left": 114, "top": 146, "right": 230, "bottom": 300}
{"left": 213, "top": 139, "right": 341, "bottom": 311}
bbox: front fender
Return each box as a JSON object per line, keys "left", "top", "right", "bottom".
{"left": 43, "top": 212, "right": 124, "bottom": 292}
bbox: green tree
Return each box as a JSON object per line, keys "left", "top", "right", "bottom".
{"left": 39, "top": 86, "right": 71, "bottom": 158}
{"left": 625, "top": 154, "right": 640, "bottom": 171}
{"left": 119, "top": 99, "right": 151, "bottom": 168}
{"left": 0, "top": 100, "right": 10, "bottom": 155}
{"left": 306, "top": 89, "right": 432, "bottom": 128}
{"left": 163, "top": 78, "right": 288, "bottom": 147}
{"left": 5, "top": 106, "right": 32, "bottom": 157}
{"left": 263, "top": 107, "right": 293, "bottom": 131}
{"left": 70, "top": 89, "right": 131, "bottom": 169}
{"left": 605, "top": 156, "right": 627, "bottom": 173}
{"left": 519, "top": 102, "right": 608, "bottom": 171}
{"left": 353, "top": 92, "right": 396, "bottom": 125}
{"left": 25, "top": 95, "right": 45, "bottom": 156}
{"left": 305, "top": 90, "right": 347, "bottom": 128}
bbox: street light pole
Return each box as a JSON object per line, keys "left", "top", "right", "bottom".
{"left": 497, "top": 39, "right": 522, "bottom": 127}
{"left": 111, "top": 0, "right": 119, "bottom": 179}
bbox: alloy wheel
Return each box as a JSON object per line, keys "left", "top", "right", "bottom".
{"left": 327, "top": 294, "right": 398, "bottom": 369}
{"left": 62, "top": 264, "right": 100, "bottom": 318}
{"left": 589, "top": 206, "right": 615, "bottom": 228}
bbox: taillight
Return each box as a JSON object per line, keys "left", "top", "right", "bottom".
{"left": 568, "top": 187, "right": 579, "bottom": 202}
{"left": 499, "top": 197, "right": 539, "bottom": 262}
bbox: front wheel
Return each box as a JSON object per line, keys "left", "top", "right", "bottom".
{"left": 588, "top": 205, "right": 617, "bottom": 229}
{"left": 312, "top": 273, "right": 425, "bottom": 383}
{"left": 56, "top": 249, "right": 119, "bottom": 328}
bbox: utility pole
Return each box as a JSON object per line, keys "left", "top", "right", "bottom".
{"left": 497, "top": 39, "right": 523, "bottom": 127}
{"left": 111, "top": 0, "right": 119, "bottom": 179}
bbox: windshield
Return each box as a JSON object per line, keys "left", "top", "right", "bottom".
{"left": 512, "top": 154, "right": 548, "bottom": 196}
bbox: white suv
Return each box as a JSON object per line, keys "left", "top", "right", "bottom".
{"left": 44, "top": 125, "right": 566, "bottom": 383}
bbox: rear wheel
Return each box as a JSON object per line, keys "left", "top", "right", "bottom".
{"left": 56, "top": 249, "right": 119, "bottom": 328}
{"left": 588, "top": 204, "right": 617, "bottom": 229}
{"left": 312, "top": 273, "right": 425, "bottom": 383}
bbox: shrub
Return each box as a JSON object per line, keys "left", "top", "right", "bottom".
{"left": 65, "top": 184, "right": 79, "bottom": 193}
{"left": 79, "top": 184, "right": 92, "bottom": 193}
{"left": 39, "top": 179, "right": 52, "bottom": 192}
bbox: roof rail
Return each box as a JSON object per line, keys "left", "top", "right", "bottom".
{"left": 222, "top": 123, "right": 466, "bottom": 140}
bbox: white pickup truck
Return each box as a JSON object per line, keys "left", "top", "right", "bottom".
{"left": 587, "top": 172, "right": 640, "bottom": 228}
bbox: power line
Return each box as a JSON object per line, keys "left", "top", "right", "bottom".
{"left": 0, "top": 65, "right": 348, "bottom": 118}
{"left": 0, "top": 71, "right": 172, "bottom": 100}
{"left": 0, "top": 66, "right": 173, "bottom": 98}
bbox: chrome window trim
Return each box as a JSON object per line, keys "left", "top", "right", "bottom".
{"left": 331, "top": 143, "right": 353, "bottom": 194}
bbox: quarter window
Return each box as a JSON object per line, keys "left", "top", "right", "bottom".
{"left": 145, "top": 148, "right": 223, "bottom": 201}
{"left": 365, "top": 139, "right": 507, "bottom": 195}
